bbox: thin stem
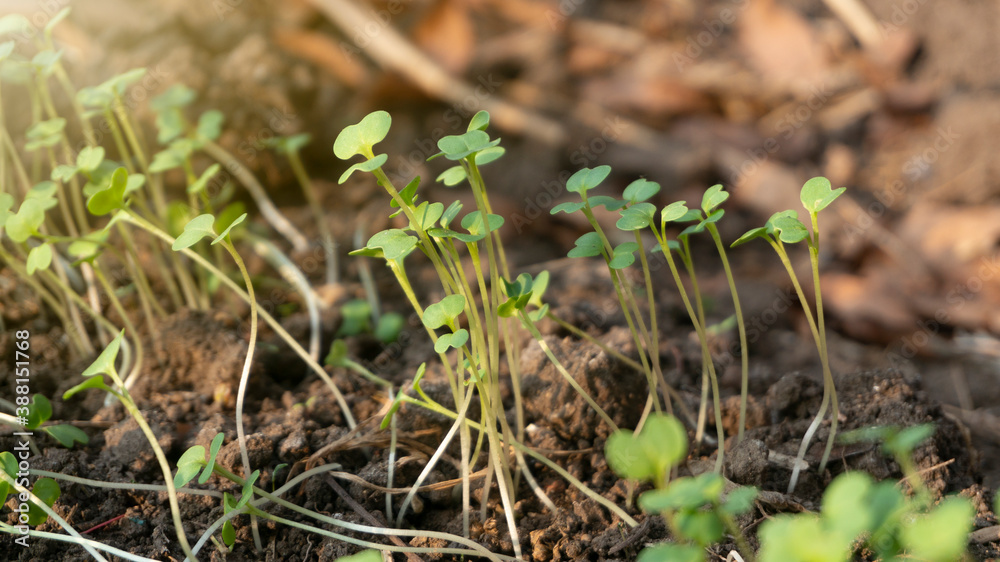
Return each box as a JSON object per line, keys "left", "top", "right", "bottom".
{"left": 520, "top": 310, "right": 618, "bottom": 431}
{"left": 201, "top": 139, "right": 309, "bottom": 252}
{"left": 105, "top": 365, "right": 199, "bottom": 561}
{"left": 287, "top": 150, "right": 338, "bottom": 284}
{"left": 122, "top": 212, "right": 358, "bottom": 428}
{"left": 809, "top": 213, "right": 839, "bottom": 473}
{"left": 707, "top": 223, "right": 749, "bottom": 442}
{"left": 656, "top": 236, "right": 725, "bottom": 473}
{"left": 218, "top": 237, "right": 263, "bottom": 551}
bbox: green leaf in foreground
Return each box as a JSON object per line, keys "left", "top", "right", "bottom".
{"left": 87, "top": 167, "right": 128, "bottom": 216}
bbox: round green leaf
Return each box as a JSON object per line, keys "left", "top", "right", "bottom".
{"left": 588, "top": 195, "right": 627, "bottom": 211}
{"left": 26, "top": 243, "right": 53, "bottom": 275}
{"left": 422, "top": 294, "right": 467, "bottom": 330}
{"left": 623, "top": 178, "right": 660, "bottom": 203}
{"left": 436, "top": 130, "right": 499, "bottom": 160}
{"left": 661, "top": 201, "right": 689, "bottom": 223}
{"left": 434, "top": 328, "right": 469, "bottom": 353}
{"left": 87, "top": 167, "right": 128, "bottom": 216}
{"left": 338, "top": 153, "right": 388, "bottom": 184}
{"left": 6, "top": 199, "right": 47, "bottom": 242}
{"left": 366, "top": 229, "right": 418, "bottom": 261}
{"left": 474, "top": 146, "right": 505, "bottom": 166}
{"left": 188, "top": 163, "right": 221, "bottom": 194}
{"left": 26, "top": 478, "right": 60, "bottom": 526}
{"left": 375, "top": 312, "right": 405, "bottom": 343}
{"left": 567, "top": 231, "right": 603, "bottom": 258}
{"left": 150, "top": 84, "right": 196, "bottom": 112}
{"left": 26, "top": 394, "right": 52, "bottom": 429}
{"left": 76, "top": 146, "right": 105, "bottom": 172}
{"left": 334, "top": 110, "right": 391, "bottom": 160}
{"left": 44, "top": 425, "right": 89, "bottom": 448}
{"left": 767, "top": 211, "right": 809, "bottom": 244}
{"left": 172, "top": 214, "right": 216, "bottom": 250}
{"left": 467, "top": 110, "right": 490, "bottom": 132}
{"left": 731, "top": 226, "right": 768, "bottom": 248}
{"left": 436, "top": 165, "right": 467, "bottom": 186}
{"left": 617, "top": 203, "right": 656, "bottom": 231}
{"left": 901, "top": 497, "right": 973, "bottom": 562}
{"left": 639, "top": 413, "right": 688, "bottom": 471}
{"left": 566, "top": 165, "right": 611, "bottom": 194}
{"left": 550, "top": 201, "right": 586, "bottom": 215}
{"left": 196, "top": 110, "right": 224, "bottom": 141}
{"left": 608, "top": 241, "right": 639, "bottom": 269}
{"left": 800, "top": 176, "right": 846, "bottom": 214}
{"left": 605, "top": 429, "right": 657, "bottom": 482}
{"left": 701, "top": 184, "right": 729, "bottom": 214}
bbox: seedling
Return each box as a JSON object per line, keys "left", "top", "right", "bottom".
{"left": 605, "top": 414, "right": 757, "bottom": 561}
{"left": 171, "top": 212, "right": 262, "bottom": 550}
{"left": 759, "top": 424, "right": 973, "bottom": 562}
{"left": 733, "top": 177, "right": 845, "bottom": 492}
{"left": 552, "top": 167, "right": 667, "bottom": 425}
{"left": 62, "top": 331, "right": 197, "bottom": 560}
{"left": 616, "top": 190, "right": 730, "bottom": 471}
{"left": 0, "top": 451, "right": 61, "bottom": 527}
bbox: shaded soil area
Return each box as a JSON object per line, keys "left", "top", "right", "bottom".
{"left": 2, "top": 256, "right": 999, "bottom": 561}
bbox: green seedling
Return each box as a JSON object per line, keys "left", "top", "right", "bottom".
{"left": 63, "top": 331, "right": 197, "bottom": 559}
{"left": 758, "top": 426, "right": 974, "bottom": 562}
{"left": 0, "top": 451, "right": 61, "bottom": 526}
{"left": 172, "top": 212, "right": 261, "bottom": 550}
{"left": 615, "top": 188, "right": 732, "bottom": 471}
{"left": 733, "top": 177, "right": 845, "bottom": 493}
{"left": 605, "top": 414, "right": 757, "bottom": 561}
{"left": 553, "top": 167, "right": 670, "bottom": 432}
{"left": 334, "top": 298, "right": 404, "bottom": 343}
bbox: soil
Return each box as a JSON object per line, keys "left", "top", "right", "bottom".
{"left": 3, "top": 0, "right": 1000, "bottom": 560}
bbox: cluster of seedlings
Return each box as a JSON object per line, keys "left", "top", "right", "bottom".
{"left": 0, "top": 9, "right": 993, "bottom": 562}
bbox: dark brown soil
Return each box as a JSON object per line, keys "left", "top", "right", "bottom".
{"left": 3, "top": 254, "right": 999, "bottom": 561}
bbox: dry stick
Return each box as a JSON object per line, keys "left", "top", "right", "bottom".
{"left": 123, "top": 213, "right": 357, "bottom": 428}
{"left": 322, "top": 475, "right": 423, "bottom": 562}
{"left": 201, "top": 140, "right": 309, "bottom": 253}
{"left": 822, "top": 0, "right": 883, "bottom": 50}
{"left": 306, "top": 0, "right": 566, "bottom": 145}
